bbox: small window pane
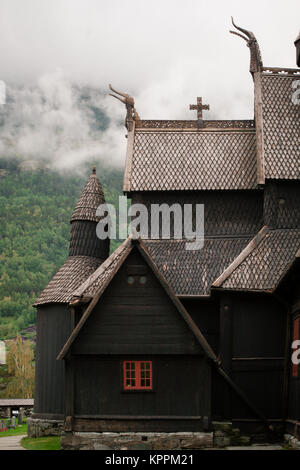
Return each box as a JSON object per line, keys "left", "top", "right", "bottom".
{"left": 123, "top": 361, "right": 152, "bottom": 390}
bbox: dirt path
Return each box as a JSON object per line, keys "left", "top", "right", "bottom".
{"left": 0, "top": 435, "right": 27, "bottom": 450}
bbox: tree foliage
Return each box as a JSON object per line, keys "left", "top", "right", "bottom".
{"left": 5, "top": 336, "right": 34, "bottom": 398}
{"left": 0, "top": 157, "right": 123, "bottom": 339}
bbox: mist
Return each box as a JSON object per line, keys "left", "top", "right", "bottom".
{"left": 0, "top": 0, "right": 299, "bottom": 169}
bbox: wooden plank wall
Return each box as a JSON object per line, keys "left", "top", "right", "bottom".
{"left": 72, "top": 250, "right": 202, "bottom": 356}
{"left": 217, "top": 292, "right": 286, "bottom": 421}
{"left": 72, "top": 355, "right": 210, "bottom": 431}
{"left": 34, "top": 305, "right": 72, "bottom": 416}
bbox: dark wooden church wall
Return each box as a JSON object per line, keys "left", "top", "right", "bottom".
{"left": 131, "top": 190, "right": 263, "bottom": 237}
{"left": 181, "top": 298, "right": 219, "bottom": 352}
{"left": 72, "top": 249, "right": 202, "bottom": 356}
{"left": 179, "top": 299, "right": 224, "bottom": 423}
{"left": 34, "top": 305, "right": 72, "bottom": 417}
{"left": 264, "top": 181, "right": 300, "bottom": 229}
{"left": 272, "top": 259, "right": 300, "bottom": 437}
{"left": 287, "top": 301, "right": 300, "bottom": 431}
{"left": 72, "top": 355, "right": 210, "bottom": 430}
{"left": 217, "top": 293, "right": 286, "bottom": 421}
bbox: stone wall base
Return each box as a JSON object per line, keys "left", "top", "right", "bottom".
{"left": 61, "top": 432, "right": 214, "bottom": 450}
{"left": 27, "top": 417, "right": 64, "bottom": 438}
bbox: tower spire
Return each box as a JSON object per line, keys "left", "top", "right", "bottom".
{"left": 69, "top": 167, "right": 110, "bottom": 260}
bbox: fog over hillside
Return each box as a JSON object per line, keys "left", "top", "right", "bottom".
{"left": 0, "top": 72, "right": 126, "bottom": 170}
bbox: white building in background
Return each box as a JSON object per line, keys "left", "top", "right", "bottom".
{"left": 0, "top": 341, "right": 6, "bottom": 365}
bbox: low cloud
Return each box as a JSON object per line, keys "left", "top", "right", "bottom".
{"left": 0, "top": 70, "right": 127, "bottom": 169}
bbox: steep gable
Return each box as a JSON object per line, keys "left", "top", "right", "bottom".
{"left": 70, "top": 248, "right": 203, "bottom": 355}
{"left": 58, "top": 239, "right": 218, "bottom": 360}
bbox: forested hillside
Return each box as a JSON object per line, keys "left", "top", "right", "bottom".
{"left": 0, "top": 157, "right": 123, "bottom": 339}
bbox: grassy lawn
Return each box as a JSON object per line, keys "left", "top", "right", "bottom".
{"left": 0, "top": 423, "right": 27, "bottom": 436}
{"left": 21, "top": 436, "right": 61, "bottom": 450}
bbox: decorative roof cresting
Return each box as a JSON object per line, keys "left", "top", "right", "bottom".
{"left": 230, "top": 17, "right": 263, "bottom": 74}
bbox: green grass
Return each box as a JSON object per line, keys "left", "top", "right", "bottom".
{"left": 21, "top": 436, "right": 61, "bottom": 450}
{"left": 0, "top": 423, "right": 27, "bottom": 436}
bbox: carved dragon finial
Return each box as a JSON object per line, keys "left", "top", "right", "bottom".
{"left": 109, "top": 84, "right": 141, "bottom": 131}
{"left": 230, "top": 17, "right": 263, "bottom": 74}
{"left": 295, "top": 31, "right": 300, "bottom": 67}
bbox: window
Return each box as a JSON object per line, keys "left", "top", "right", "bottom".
{"left": 292, "top": 317, "right": 300, "bottom": 378}
{"left": 139, "top": 276, "right": 147, "bottom": 285}
{"left": 127, "top": 276, "right": 135, "bottom": 285}
{"left": 123, "top": 361, "right": 152, "bottom": 390}
{"left": 127, "top": 275, "right": 147, "bottom": 285}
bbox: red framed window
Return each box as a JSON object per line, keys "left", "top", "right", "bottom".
{"left": 292, "top": 317, "right": 300, "bottom": 378}
{"left": 123, "top": 361, "right": 152, "bottom": 390}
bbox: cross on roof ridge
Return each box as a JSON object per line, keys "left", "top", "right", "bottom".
{"left": 189, "top": 97, "right": 210, "bottom": 127}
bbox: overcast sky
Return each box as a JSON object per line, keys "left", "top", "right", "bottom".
{"left": 0, "top": 0, "right": 299, "bottom": 168}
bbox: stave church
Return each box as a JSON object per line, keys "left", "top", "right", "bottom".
{"left": 30, "top": 20, "right": 300, "bottom": 446}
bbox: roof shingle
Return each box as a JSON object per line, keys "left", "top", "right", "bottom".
{"left": 213, "top": 228, "right": 300, "bottom": 291}
{"left": 126, "top": 130, "right": 257, "bottom": 191}
{"left": 262, "top": 73, "right": 300, "bottom": 180}
{"left": 33, "top": 256, "right": 103, "bottom": 306}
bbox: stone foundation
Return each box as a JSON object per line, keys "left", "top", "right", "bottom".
{"left": 27, "top": 417, "right": 64, "bottom": 437}
{"left": 212, "top": 421, "right": 251, "bottom": 447}
{"left": 284, "top": 434, "right": 300, "bottom": 450}
{"left": 61, "top": 432, "right": 214, "bottom": 450}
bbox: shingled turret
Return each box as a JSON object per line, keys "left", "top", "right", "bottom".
{"left": 34, "top": 168, "right": 109, "bottom": 306}
{"left": 69, "top": 167, "right": 110, "bottom": 260}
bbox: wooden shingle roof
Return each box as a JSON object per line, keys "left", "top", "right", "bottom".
{"left": 260, "top": 69, "right": 300, "bottom": 181}
{"left": 124, "top": 127, "right": 257, "bottom": 192}
{"left": 72, "top": 238, "right": 132, "bottom": 300}
{"left": 70, "top": 168, "right": 106, "bottom": 223}
{"left": 144, "top": 238, "right": 251, "bottom": 296}
{"left": 71, "top": 236, "right": 251, "bottom": 300}
{"left": 213, "top": 227, "right": 300, "bottom": 292}
{"left": 33, "top": 256, "right": 103, "bottom": 306}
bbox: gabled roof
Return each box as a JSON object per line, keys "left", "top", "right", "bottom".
{"left": 144, "top": 237, "right": 251, "bottom": 296}
{"left": 124, "top": 125, "right": 257, "bottom": 192}
{"left": 57, "top": 237, "right": 275, "bottom": 427}
{"left": 70, "top": 236, "right": 251, "bottom": 299}
{"left": 259, "top": 68, "right": 300, "bottom": 181}
{"left": 57, "top": 237, "right": 218, "bottom": 362}
{"left": 213, "top": 227, "right": 300, "bottom": 292}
